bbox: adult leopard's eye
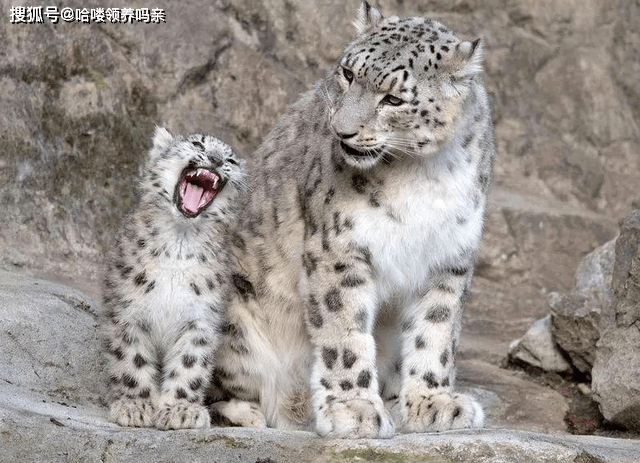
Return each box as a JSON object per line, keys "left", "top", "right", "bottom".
{"left": 380, "top": 95, "right": 404, "bottom": 106}
{"left": 191, "top": 141, "right": 205, "bottom": 150}
{"left": 342, "top": 67, "right": 354, "bottom": 83}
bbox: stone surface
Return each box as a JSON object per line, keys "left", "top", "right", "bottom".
{"left": 575, "top": 239, "right": 616, "bottom": 301}
{"left": 0, "top": 271, "right": 107, "bottom": 410}
{"left": 592, "top": 212, "right": 640, "bottom": 431}
{"left": 2, "top": 270, "right": 639, "bottom": 462}
{"left": 525, "top": 238, "right": 617, "bottom": 376}
{"left": 507, "top": 315, "right": 572, "bottom": 373}
{"left": 545, "top": 238, "right": 617, "bottom": 376}
{"left": 3, "top": 417, "right": 640, "bottom": 463}
{"left": 548, "top": 293, "right": 602, "bottom": 376}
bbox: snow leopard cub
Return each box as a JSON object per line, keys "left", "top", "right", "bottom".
{"left": 209, "top": 2, "right": 494, "bottom": 439}
{"left": 103, "top": 127, "right": 247, "bottom": 430}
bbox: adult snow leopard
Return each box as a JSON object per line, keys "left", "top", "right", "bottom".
{"left": 103, "top": 127, "right": 247, "bottom": 430}
{"left": 209, "top": 2, "right": 494, "bottom": 438}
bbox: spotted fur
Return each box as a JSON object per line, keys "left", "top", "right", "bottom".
{"left": 103, "top": 127, "right": 247, "bottom": 430}
{"left": 209, "top": 2, "right": 493, "bottom": 438}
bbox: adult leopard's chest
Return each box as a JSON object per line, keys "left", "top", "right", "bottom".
{"left": 337, "top": 159, "right": 484, "bottom": 302}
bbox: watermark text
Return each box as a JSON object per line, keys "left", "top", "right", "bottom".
{"left": 10, "top": 6, "right": 166, "bottom": 24}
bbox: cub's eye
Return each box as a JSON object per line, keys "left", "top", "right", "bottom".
{"left": 380, "top": 95, "right": 404, "bottom": 106}
{"left": 191, "top": 141, "right": 205, "bottom": 150}
{"left": 227, "top": 158, "right": 238, "bottom": 166}
{"left": 342, "top": 68, "right": 354, "bottom": 83}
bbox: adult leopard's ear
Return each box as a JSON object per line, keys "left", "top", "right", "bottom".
{"left": 152, "top": 126, "right": 174, "bottom": 152}
{"left": 354, "top": 1, "right": 383, "bottom": 36}
{"left": 452, "top": 38, "right": 484, "bottom": 81}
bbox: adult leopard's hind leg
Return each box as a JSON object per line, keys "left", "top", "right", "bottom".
{"left": 209, "top": 399, "right": 267, "bottom": 428}
{"left": 205, "top": 290, "right": 270, "bottom": 430}
{"left": 396, "top": 266, "right": 484, "bottom": 432}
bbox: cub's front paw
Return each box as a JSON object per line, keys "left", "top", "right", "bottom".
{"left": 153, "top": 400, "right": 210, "bottom": 430}
{"left": 401, "top": 391, "right": 484, "bottom": 433}
{"left": 109, "top": 397, "right": 154, "bottom": 428}
{"left": 315, "top": 396, "right": 395, "bottom": 439}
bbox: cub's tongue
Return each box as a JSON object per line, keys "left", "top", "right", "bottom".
{"left": 177, "top": 168, "right": 221, "bottom": 217}
{"left": 182, "top": 183, "right": 205, "bottom": 215}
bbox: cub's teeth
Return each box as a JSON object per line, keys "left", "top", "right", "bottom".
{"left": 196, "top": 168, "right": 204, "bottom": 176}
{"left": 213, "top": 177, "right": 219, "bottom": 189}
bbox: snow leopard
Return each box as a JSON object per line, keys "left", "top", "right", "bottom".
{"left": 103, "top": 127, "right": 247, "bottom": 430}
{"left": 208, "top": 1, "right": 494, "bottom": 438}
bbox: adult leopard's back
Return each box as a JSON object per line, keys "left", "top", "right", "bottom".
{"left": 208, "top": 1, "right": 494, "bottom": 438}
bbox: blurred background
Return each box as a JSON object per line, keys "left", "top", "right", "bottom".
{"left": 1, "top": 0, "right": 639, "bottom": 435}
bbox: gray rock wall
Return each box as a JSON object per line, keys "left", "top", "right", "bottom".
{"left": 592, "top": 212, "right": 640, "bottom": 431}
{"left": 1, "top": 0, "right": 639, "bottom": 294}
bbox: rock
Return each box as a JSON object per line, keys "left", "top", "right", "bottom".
{"left": 4, "top": 419, "right": 640, "bottom": 463}
{"left": 497, "top": 217, "right": 616, "bottom": 375}
{"left": 575, "top": 239, "right": 616, "bottom": 300}
{"left": 547, "top": 293, "right": 602, "bottom": 376}
{"left": 0, "top": 271, "right": 106, "bottom": 409}
{"left": 610, "top": 213, "right": 640, "bottom": 326}
{"left": 592, "top": 212, "right": 640, "bottom": 431}
{"left": 1, "top": 270, "right": 638, "bottom": 462}
{"left": 499, "top": 209, "right": 615, "bottom": 293}
{"left": 543, "top": 238, "right": 616, "bottom": 376}
{"left": 508, "top": 315, "right": 572, "bottom": 373}
{"left": 592, "top": 328, "right": 640, "bottom": 432}
{"left": 460, "top": 359, "right": 570, "bottom": 433}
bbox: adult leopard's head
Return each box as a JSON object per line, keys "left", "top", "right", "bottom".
{"left": 144, "top": 127, "right": 247, "bottom": 219}
{"left": 329, "top": 1, "right": 485, "bottom": 169}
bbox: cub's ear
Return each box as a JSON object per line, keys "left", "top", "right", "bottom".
{"left": 452, "top": 38, "right": 484, "bottom": 80}
{"left": 354, "top": 1, "right": 383, "bottom": 36}
{"left": 152, "top": 126, "right": 174, "bottom": 151}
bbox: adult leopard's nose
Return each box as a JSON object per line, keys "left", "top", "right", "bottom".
{"left": 334, "top": 131, "right": 358, "bottom": 140}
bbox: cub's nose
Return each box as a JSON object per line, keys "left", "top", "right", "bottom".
{"left": 206, "top": 156, "right": 224, "bottom": 168}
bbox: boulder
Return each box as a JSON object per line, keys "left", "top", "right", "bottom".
{"left": 543, "top": 238, "right": 616, "bottom": 376}
{"left": 509, "top": 238, "right": 616, "bottom": 375}
{"left": 592, "top": 212, "right": 640, "bottom": 431}
{"left": 507, "top": 315, "right": 572, "bottom": 373}
{"left": 547, "top": 292, "right": 602, "bottom": 376}
{"left": 575, "top": 239, "right": 616, "bottom": 300}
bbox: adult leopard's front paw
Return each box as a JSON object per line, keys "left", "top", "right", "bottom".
{"left": 109, "top": 397, "right": 155, "bottom": 428}
{"left": 153, "top": 400, "right": 211, "bottom": 430}
{"left": 401, "top": 391, "right": 484, "bottom": 433}
{"left": 315, "top": 396, "right": 395, "bottom": 439}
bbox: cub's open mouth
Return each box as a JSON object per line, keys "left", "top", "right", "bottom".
{"left": 340, "top": 141, "right": 380, "bottom": 159}
{"left": 175, "top": 167, "right": 224, "bottom": 218}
